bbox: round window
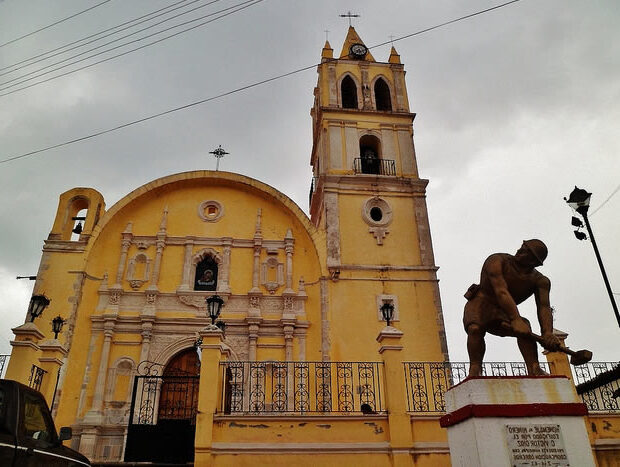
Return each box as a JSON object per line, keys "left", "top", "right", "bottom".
{"left": 198, "top": 200, "right": 224, "bottom": 222}
{"left": 370, "top": 207, "right": 383, "bottom": 222}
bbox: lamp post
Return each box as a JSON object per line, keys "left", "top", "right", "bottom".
{"left": 380, "top": 301, "right": 395, "bottom": 327}
{"left": 206, "top": 294, "right": 224, "bottom": 325}
{"left": 27, "top": 295, "right": 50, "bottom": 322}
{"left": 565, "top": 186, "right": 620, "bottom": 327}
{"left": 51, "top": 316, "right": 66, "bottom": 339}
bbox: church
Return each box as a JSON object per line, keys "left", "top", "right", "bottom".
{"left": 5, "top": 26, "right": 618, "bottom": 466}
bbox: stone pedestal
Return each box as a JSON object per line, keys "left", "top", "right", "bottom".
{"left": 440, "top": 376, "right": 595, "bottom": 467}
{"left": 5, "top": 322, "right": 44, "bottom": 384}
{"left": 377, "top": 326, "right": 414, "bottom": 467}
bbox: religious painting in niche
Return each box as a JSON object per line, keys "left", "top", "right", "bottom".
{"left": 194, "top": 256, "right": 218, "bottom": 291}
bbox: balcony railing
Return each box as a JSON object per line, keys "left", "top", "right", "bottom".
{"left": 220, "top": 361, "right": 385, "bottom": 415}
{"left": 29, "top": 364, "right": 46, "bottom": 392}
{"left": 353, "top": 158, "right": 396, "bottom": 176}
{"left": 403, "top": 362, "right": 550, "bottom": 413}
{"left": 0, "top": 355, "right": 9, "bottom": 378}
{"left": 574, "top": 362, "right": 620, "bottom": 413}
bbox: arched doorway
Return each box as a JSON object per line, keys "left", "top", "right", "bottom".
{"left": 158, "top": 349, "right": 200, "bottom": 420}
{"left": 125, "top": 348, "right": 200, "bottom": 464}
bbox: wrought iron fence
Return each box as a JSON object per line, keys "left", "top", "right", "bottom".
{"left": 0, "top": 355, "right": 9, "bottom": 378}
{"left": 403, "top": 361, "right": 550, "bottom": 413}
{"left": 573, "top": 362, "right": 620, "bottom": 413}
{"left": 28, "top": 364, "right": 46, "bottom": 392}
{"left": 353, "top": 158, "right": 396, "bottom": 176}
{"left": 128, "top": 374, "right": 200, "bottom": 425}
{"left": 220, "top": 361, "right": 385, "bottom": 414}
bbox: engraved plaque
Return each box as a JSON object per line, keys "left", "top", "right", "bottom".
{"left": 506, "top": 424, "right": 569, "bottom": 466}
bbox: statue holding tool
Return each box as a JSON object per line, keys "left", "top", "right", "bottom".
{"left": 464, "top": 239, "right": 592, "bottom": 377}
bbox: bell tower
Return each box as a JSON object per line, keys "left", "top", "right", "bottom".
{"left": 309, "top": 27, "right": 448, "bottom": 361}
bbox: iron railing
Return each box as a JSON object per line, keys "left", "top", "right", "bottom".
{"left": 0, "top": 355, "right": 9, "bottom": 378}
{"left": 220, "top": 361, "right": 385, "bottom": 414}
{"left": 28, "top": 364, "right": 46, "bottom": 392}
{"left": 403, "top": 361, "right": 550, "bottom": 413}
{"left": 129, "top": 374, "right": 200, "bottom": 425}
{"left": 353, "top": 158, "right": 396, "bottom": 176}
{"left": 574, "top": 362, "right": 620, "bottom": 413}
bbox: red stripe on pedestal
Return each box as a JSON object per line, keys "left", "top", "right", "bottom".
{"left": 439, "top": 403, "right": 588, "bottom": 428}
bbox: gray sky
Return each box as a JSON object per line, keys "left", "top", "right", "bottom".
{"left": 1, "top": 0, "right": 618, "bottom": 363}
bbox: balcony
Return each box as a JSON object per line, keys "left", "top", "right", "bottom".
{"left": 353, "top": 158, "right": 396, "bottom": 176}
{"left": 403, "top": 361, "right": 620, "bottom": 415}
{"left": 219, "top": 361, "right": 385, "bottom": 415}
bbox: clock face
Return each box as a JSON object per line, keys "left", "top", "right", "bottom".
{"left": 350, "top": 43, "right": 367, "bottom": 58}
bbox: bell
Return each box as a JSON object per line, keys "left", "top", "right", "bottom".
{"left": 72, "top": 222, "right": 83, "bottom": 235}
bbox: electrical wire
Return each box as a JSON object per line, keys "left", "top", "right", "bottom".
{"left": 0, "top": 0, "right": 215, "bottom": 78}
{"left": 0, "top": 0, "right": 522, "bottom": 165}
{"left": 0, "top": 0, "right": 113, "bottom": 48}
{"left": 590, "top": 183, "right": 620, "bottom": 217}
{"left": 0, "top": 0, "right": 251, "bottom": 94}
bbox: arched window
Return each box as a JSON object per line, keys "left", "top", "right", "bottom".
{"left": 341, "top": 75, "right": 358, "bottom": 109}
{"left": 359, "top": 135, "right": 381, "bottom": 174}
{"left": 374, "top": 78, "right": 392, "bottom": 111}
{"left": 194, "top": 256, "right": 218, "bottom": 291}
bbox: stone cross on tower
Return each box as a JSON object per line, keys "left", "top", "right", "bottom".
{"left": 339, "top": 11, "right": 360, "bottom": 27}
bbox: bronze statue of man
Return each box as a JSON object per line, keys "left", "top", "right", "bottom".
{"left": 463, "top": 239, "right": 562, "bottom": 377}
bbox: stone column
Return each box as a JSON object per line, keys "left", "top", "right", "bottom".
{"left": 115, "top": 224, "right": 132, "bottom": 286}
{"left": 150, "top": 237, "right": 165, "bottom": 287}
{"left": 5, "top": 322, "right": 44, "bottom": 384}
{"left": 220, "top": 237, "right": 232, "bottom": 293}
{"left": 284, "top": 229, "right": 294, "bottom": 293}
{"left": 248, "top": 323, "right": 259, "bottom": 361}
{"left": 179, "top": 238, "right": 194, "bottom": 290}
{"left": 377, "top": 326, "right": 414, "bottom": 467}
{"left": 37, "top": 339, "right": 68, "bottom": 406}
{"left": 84, "top": 318, "right": 115, "bottom": 422}
{"left": 194, "top": 325, "right": 226, "bottom": 466}
{"left": 250, "top": 245, "right": 261, "bottom": 293}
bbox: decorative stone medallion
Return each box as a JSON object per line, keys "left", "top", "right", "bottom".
{"left": 198, "top": 200, "right": 224, "bottom": 222}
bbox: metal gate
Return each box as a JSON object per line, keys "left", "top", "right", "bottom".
{"left": 124, "top": 362, "right": 199, "bottom": 464}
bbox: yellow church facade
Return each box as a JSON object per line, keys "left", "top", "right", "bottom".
{"left": 5, "top": 27, "right": 619, "bottom": 466}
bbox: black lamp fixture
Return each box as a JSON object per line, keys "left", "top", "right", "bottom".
{"left": 565, "top": 186, "right": 620, "bottom": 328}
{"left": 27, "top": 295, "right": 51, "bottom": 322}
{"left": 206, "top": 294, "right": 224, "bottom": 325}
{"left": 51, "top": 315, "right": 66, "bottom": 339}
{"left": 380, "top": 301, "right": 395, "bottom": 327}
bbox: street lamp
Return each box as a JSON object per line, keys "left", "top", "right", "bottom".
{"left": 51, "top": 316, "right": 66, "bottom": 339}
{"left": 27, "top": 295, "right": 50, "bottom": 322}
{"left": 565, "top": 186, "right": 620, "bottom": 327}
{"left": 380, "top": 301, "right": 395, "bottom": 327}
{"left": 206, "top": 295, "right": 224, "bottom": 325}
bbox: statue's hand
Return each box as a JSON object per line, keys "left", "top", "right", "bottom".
{"left": 541, "top": 332, "right": 561, "bottom": 352}
{"left": 510, "top": 317, "right": 531, "bottom": 337}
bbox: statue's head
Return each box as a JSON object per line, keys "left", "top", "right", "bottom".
{"left": 515, "top": 239, "right": 548, "bottom": 267}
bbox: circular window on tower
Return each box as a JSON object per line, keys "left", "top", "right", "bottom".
{"left": 198, "top": 200, "right": 224, "bottom": 222}
{"left": 361, "top": 197, "right": 393, "bottom": 227}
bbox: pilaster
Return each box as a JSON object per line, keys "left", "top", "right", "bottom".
{"left": 194, "top": 325, "right": 226, "bottom": 466}
{"left": 5, "top": 322, "right": 44, "bottom": 384}
{"left": 37, "top": 338, "right": 68, "bottom": 405}
{"left": 377, "top": 326, "right": 414, "bottom": 467}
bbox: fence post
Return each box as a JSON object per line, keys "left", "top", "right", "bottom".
{"left": 377, "top": 326, "right": 414, "bottom": 467}
{"left": 5, "top": 322, "right": 44, "bottom": 385}
{"left": 543, "top": 329, "right": 574, "bottom": 383}
{"left": 194, "top": 325, "right": 226, "bottom": 466}
{"left": 37, "top": 338, "right": 68, "bottom": 406}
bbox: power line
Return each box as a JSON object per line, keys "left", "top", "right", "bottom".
{"left": 0, "top": 0, "right": 522, "bottom": 165}
{"left": 0, "top": 0, "right": 222, "bottom": 87}
{"left": 590, "top": 183, "right": 620, "bottom": 217}
{"left": 0, "top": 0, "right": 259, "bottom": 96}
{"left": 0, "top": 0, "right": 210, "bottom": 77}
{"left": 0, "top": 0, "right": 113, "bottom": 48}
